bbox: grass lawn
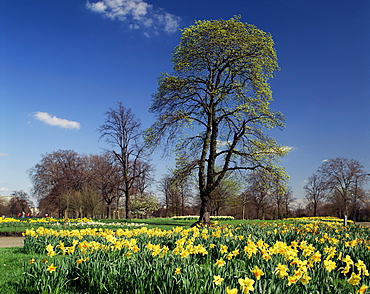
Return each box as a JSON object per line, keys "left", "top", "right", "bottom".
{"left": 0, "top": 247, "right": 42, "bottom": 293}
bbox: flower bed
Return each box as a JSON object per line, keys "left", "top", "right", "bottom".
{"left": 21, "top": 221, "right": 369, "bottom": 293}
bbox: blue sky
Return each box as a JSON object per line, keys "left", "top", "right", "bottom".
{"left": 1, "top": 0, "right": 369, "bottom": 201}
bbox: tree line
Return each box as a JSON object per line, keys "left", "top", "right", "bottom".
{"left": 3, "top": 16, "right": 368, "bottom": 222}
{"left": 303, "top": 157, "right": 370, "bottom": 221}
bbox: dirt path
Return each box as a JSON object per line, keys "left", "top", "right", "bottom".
{"left": 356, "top": 222, "right": 370, "bottom": 227}
{"left": 0, "top": 237, "right": 24, "bottom": 248}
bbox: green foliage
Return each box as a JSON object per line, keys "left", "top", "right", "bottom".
{"left": 146, "top": 16, "right": 289, "bottom": 221}
{"left": 130, "top": 193, "right": 159, "bottom": 216}
{"left": 0, "top": 247, "right": 41, "bottom": 293}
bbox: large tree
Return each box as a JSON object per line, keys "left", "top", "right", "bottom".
{"left": 146, "top": 16, "right": 288, "bottom": 224}
{"left": 98, "top": 102, "right": 151, "bottom": 219}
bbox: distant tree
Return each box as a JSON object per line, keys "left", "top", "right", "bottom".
{"left": 88, "top": 153, "right": 121, "bottom": 218}
{"left": 281, "top": 187, "right": 295, "bottom": 218}
{"left": 146, "top": 16, "right": 288, "bottom": 224}
{"left": 9, "top": 190, "right": 31, "bottom": 216}
{"left": 130, "top": 160, "right": 155, "bottom": 198}
{"left": 304, "top": 172, "right": 329, "bottom": 217}
{"left": 318, "top": 157, "right": 368, "bottom": 219}
{"left": 98, "top": 102, "right": 151, "bottom": 219}
{"left": 60, "top": 185, "right": 102, "bottom": 218}
{"left": 80, "top": 185, "right": 103, "bottom": 218}
{"left": 29, "top": 150, "right": 88, "bottom": 217}
{"left": 209, "top": 173, "right": 241, "bottom": 216}
{"left": 130, "top": 192, "right": 159, "bottom": 218}
{"left": 159, "top": 172, "right": 193, "bottom": 217}
{"left": 0, "top": 197, "right": 8, "bottom": 216}
{"left": 244, "top": 167, "right": 288, "bottom": 220}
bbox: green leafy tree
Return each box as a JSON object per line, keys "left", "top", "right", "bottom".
{"left": 130, "top": 192, "right": 159, "bottom": 218}
{"left": 208, "top": 171, "right": 242, "bottom": 216}
{"left": 146, "top": 16, "right": 288, "bottom": 224}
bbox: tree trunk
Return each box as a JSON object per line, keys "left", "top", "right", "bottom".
{"left": 125, "top": 194, "right": 130, "bottom": 219}
{"left": 193, "top": 193, "right": 211, "bottom": 226}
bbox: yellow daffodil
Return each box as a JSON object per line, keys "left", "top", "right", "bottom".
{"left": 46, "top": 263, "right": 56, "bottom": 273}
{"left": 250, "top": 266, "right": 264, "bottom": 280}
{"left": 348, "top": 272, "right": 362, "bottom": 286}
{"left": 323, "top": 260, "right": 337, "bottom": 272}
{"left": 357, "top": 285, "right": 369, "bottom": 294}
{"left": 274, "top": 263, "right": 289, "bottom": 278}
{"left": 226, "top": 287, "right": 238, "bottom": 294}
{"left": 238, "top": 277, "right": 254, "bottom": 294}
{"left": 356, "top": 260, "right": 369, "bottom": 276}
{"left": 215, "top": 258, "right": 226, "bottom": 267}
{"left": 287, "top": 275, "right": 297, "bottom": 286}
{"left": 174, "top": 267, "right": 181, "bottom": 275}
{"left": 213, "top": 275, "right": 224, "bottom": 286}
{"left": 299, "top": 273, "right": 311, "bottom": 285}
{"left": 45, "top": 244, "right": 56, "bottom": 257}
{"left": 220, "top": 244, "right": 228, "bottom": 253}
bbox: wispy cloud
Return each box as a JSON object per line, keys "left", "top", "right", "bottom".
{"left": 0, "top": 187, "right": 9, "bottom": 192}
{"left": 0, "top": 153, "right": 8, "bottom": 157}
{"left": 34, "top": 112, "right": 81, "bottom": 130}
{"left": 86, "top": 0, "right": 181, "bottom": 34}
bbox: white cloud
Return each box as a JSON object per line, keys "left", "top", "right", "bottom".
{"left": 88, "top": 1, "right": 107, "bottom": 12}
{"left": 86, "top": 0, "right": 181, "bottom": 34}
{"left": 34, "top": 112, "right": 81, "bottom": 130}
{"left": 0, "top": 187, "right": 9, "bottom": 192}
{"left": 0, "top": 153, "right": 8, "bottom": 157}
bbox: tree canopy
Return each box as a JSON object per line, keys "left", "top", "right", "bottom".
{"left": 146, "top": 16, "right": 289, "bottom": 223}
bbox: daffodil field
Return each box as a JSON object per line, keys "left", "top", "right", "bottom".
{"left": 18, "top": 219, "right": 370, "bottom": 294}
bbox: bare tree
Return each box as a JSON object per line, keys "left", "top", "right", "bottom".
{"left": 98, "top": 102, "right": 151, "bottom": 219}
{"left": 88, "top": 153, "right": 121, "bottom": 218}
{"left": 159, "top": 172, "right": 194, "bottom": 217}
{"left": 244, "top": 168, "right": 288, "bottom": 220}
{"left": 318, "top": 157, "right": 368, "bottom": 219}
{"left": 29, "top": 150, "right": 88, "bottom": 217}
{"left": 282, "top": 187, "right": 295, "bottom": 218}
{"left": 304, "top": 173, "right": 329, "bottom": 217}
{"left": 9, "top": 191, "right": 31, "bottom": 216}
{"left": 130, "top": 160, "right": 154, "bottom": 196}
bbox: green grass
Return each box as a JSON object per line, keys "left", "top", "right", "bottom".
{"left": 0, "top": 247, "right": 42, "bottom": 293}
